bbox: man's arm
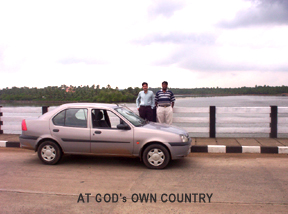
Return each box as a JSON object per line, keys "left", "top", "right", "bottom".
{"left": 136, "top": 92, "right": 141, "bottom": 110}
{"left": 154, "top": 91, "right": 159, "bottom": 108}
{"left": 151, "top": 92, "right": 155, "bottom": 109}
{"left": 170, "top": 91, "right": 175, "bottom": 108}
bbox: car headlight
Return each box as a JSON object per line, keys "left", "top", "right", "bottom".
{"left": 180, "top": 134, "right": 188, "bottom": 143}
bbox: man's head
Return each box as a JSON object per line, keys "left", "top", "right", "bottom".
{"left": 162, "top": 81, "right": 168, "bottom": 91}
{"left": 142, "top": 82, "right": 148, "bottom": 92}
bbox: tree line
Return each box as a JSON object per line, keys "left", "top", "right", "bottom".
{"left": 0, "top": 85, "right": 141, "bottom": 103}
{"left": 0, "top": 85, "right": 288, "bottom": 103}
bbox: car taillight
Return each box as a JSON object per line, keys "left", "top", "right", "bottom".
{"left": 22, "top": 119, "right": 27, "bottom": 131}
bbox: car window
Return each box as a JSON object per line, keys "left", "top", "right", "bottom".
{"left": 65, "top": 109, "right": 87, "bottom": 128}
{"left": 107, "top": 111, "right": 122, "bottom": 129}
{"left": 92, "top": 109, "right": 110, "bottom": 128}
{"left": 75, "top": 109, "right": 87, "bottom": 120}
{"left": 115, "top": 107, "right": 145, "bottom": 127}
{"left": 53, "top": 110, "right": 65, "bottom": 126}
{"left": 92, "top": 109, "right": 125, "bottom": 129}
{"left": 53, "top": 108, "right": 88, "bottom": 128}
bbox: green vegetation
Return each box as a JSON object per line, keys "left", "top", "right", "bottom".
{"left": 0, "top": 85, "right": 288, "bottom": 103}
{"left": 0, "top": 85, "right": 141, "bottom": 103}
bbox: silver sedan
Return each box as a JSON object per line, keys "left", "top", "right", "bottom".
{"left": 20, "top": 103, "right": 191, "bottom": 169}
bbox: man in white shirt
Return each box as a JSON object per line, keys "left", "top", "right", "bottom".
{"left": 136, "top": 82, "right": 155, "bottom": 121}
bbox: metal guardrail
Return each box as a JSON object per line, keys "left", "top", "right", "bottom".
{"left": 0, "top": 105, "right": 288, "bottom": 138}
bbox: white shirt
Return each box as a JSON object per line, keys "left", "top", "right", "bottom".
{"left": 136, "top": 90, "right": 155, "bottom": 108}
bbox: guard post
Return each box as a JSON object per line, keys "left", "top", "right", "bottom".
{"left": 42, "top": 106, "right": 49, "bottom": 115}
{"left": 209, "top": 106, "right": 216, "bottom": 138}
{"left": 0, "top": 106, "right": 3, "bottom": 134}
{"left": 270, "top": 106, "right": 278, "bottom": 138}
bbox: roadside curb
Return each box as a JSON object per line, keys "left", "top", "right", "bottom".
{"left": 1, "top": 141, "right": 288, "bottom": 154}
{"left": 191, "top": 145, "right": 288, "bottom": 154}
{"left": 0, "top": 141, "right": 20, "bottom": 148}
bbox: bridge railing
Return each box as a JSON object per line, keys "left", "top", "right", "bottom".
{"left": 0, "top": 106, "right": 288, "bottom": 138}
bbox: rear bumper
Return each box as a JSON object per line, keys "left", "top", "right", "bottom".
{"left": 19, "top": 135, "right": 38, "bottom": 150}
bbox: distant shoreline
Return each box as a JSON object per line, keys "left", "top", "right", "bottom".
{"left": 175, "top": 93, "right": 288, "bottom": 97}
{"left": 1, "top": 85, "right": 287, "bottom": 104}
{"left": 1, "top": 94, "right": 287, "bottom": 107}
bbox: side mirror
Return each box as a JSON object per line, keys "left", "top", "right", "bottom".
{"left": 117, "top": 123, "right": 130, "bottom": 130}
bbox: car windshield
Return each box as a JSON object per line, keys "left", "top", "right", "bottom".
{"left": 115, "top": 107, "right": 146, "bottom": 127}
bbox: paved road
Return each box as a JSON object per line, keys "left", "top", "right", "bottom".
{"left": 0, "top": 148, "right": 288, "bottom": 213}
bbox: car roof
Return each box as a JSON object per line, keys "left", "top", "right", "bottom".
{"left": 60, "top": 103, "right": 119, "bottom": 108}
{"left": 39, "top": 103, "right": 121, "bottom": 119}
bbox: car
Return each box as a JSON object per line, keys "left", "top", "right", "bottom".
{"left": 20, "top": 103, "right": 191, "bottom": 169}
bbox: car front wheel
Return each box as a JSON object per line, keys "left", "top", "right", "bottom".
{"left": 38, "top": 141, "right": 62, "bottom": 165}
{"left": 143, "top": 144, "right": 170, "bottom": 169}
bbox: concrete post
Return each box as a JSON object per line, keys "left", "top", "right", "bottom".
{"left": 210, "top": 106, "right": 216, "bottom": 138}
{"left": 270, "top": 106, "right": 278, "bottom": 138}
{"left": 0, "top": 106, "right": 3, "bottom": 134}
{"left": 42, "top": 106, "right": 49, "bottom": 115}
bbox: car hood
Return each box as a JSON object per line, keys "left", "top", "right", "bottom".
{"left": 141, "top": 122, "right": 188, "bottom": 135}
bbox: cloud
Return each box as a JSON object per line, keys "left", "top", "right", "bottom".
{"left": 1, "top": 0, "right": 288, "bottom": 89}
{"left": 58, "top": 57, "right": 107, "bottom": 65}
{"left": 218, "top": 0, "right": 288, "bottom": 28}
{"left": 132, "top": 32, "right": 216, "bottom": 46}
{"left": 0, "top": 48, "right": 3, "bottom": 63}
{"left": 147, "top": 0, "right": 186, "bottom": 18}
{"left": 150, "top": 42, "right": 288, "bottom": 73}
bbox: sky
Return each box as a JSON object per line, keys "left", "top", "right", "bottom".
{"left": 0, "top": 0, "right": 288, "bottom": 89}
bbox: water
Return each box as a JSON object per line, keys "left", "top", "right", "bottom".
{"left": 0, "top": 101, "right": 64, "bottom": 107}
{"left": 175, "top": 95, "right": 288, "bottom": 107}
{"left": 1, "top": 95, "right": 288, "bottom": 107}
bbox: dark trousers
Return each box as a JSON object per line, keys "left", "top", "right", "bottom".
{"left": 139, "top": 106, "right": 154, "bottom": 121}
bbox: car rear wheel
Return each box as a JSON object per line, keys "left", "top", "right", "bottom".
{"left": 38, "top": 141, "right": 62, "bottom": 165}
{"left": 143, "top": 144, "right": 170, "bottom": 169}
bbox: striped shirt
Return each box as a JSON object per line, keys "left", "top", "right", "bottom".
{"left": 155, "top": 89, "right": 175, "bottom": 106}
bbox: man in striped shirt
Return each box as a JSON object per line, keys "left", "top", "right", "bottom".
{"left": 155, "top": 81, "right": 175, "bottom": 125}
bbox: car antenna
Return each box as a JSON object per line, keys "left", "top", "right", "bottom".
{"left": 122, "top": 104, "right": 135, "bottom": 112}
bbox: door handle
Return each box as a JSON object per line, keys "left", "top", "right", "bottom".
{"left": 53, "top": 129, "right": 59, "bottom": 132}
{"left": 94, "top": 131, "right": 102, "bottom": 134}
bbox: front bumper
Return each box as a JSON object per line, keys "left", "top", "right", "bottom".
{"left": 169, "top": 139, "right": 192, "bottom": 160}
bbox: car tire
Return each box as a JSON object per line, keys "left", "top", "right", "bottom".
{"left": 38, "top": 141, "right": 62, "bottom": 165}
{"left": 143, "top": 144, "right": 170, "bottom": 169}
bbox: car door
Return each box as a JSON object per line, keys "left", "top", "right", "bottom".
{"left": 50, "top": 108, "right": 91, "bottom": 154}
{"left": 90, "top": 109, "right": 134, "bottom": 155}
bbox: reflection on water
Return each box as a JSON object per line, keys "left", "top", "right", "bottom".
{"left": 0, "top": 100, "right": 66, "bottom": 107}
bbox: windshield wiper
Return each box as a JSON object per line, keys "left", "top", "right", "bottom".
{"left": 142, "top": 119, "right": 149, "bottom": 125}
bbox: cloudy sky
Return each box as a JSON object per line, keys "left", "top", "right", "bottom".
{"left": 0, "top": 0, "right": 287, "bottom": 89}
